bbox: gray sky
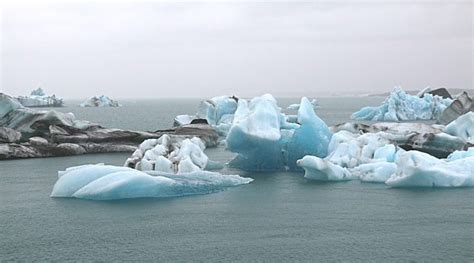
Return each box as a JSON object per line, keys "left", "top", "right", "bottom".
{"left": 1, "top": 1, "right": 473, "bottom": 98}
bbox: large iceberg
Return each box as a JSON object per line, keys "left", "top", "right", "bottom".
{"left": 16, "top": 87, "right": 64, "bottom": 107}
{"left": 226, "top": 95, "right": 332, "bottom": 171}
{"left": 352, "top": 88, "right": 452, "bottom": 121}
{"left": 50, "top": 164, "right": 253, "bottom": 200}
{"left": 124, "top": 134, "right": 212, "bottom": 174}
{"left": 80, "top": 95, "right": 121, "bottom": 107}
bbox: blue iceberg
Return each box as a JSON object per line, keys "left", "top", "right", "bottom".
{"left": 80, "top": 95, "right": 121, "bottom": 107}
{"left": 351, "top": 88, "right": 452, "bottom": 121}
{"left": 226, "top": 95, "right": 332, "bottom": 171}
{"left": 51, "top": 164, "right": 253, "bottom": 200}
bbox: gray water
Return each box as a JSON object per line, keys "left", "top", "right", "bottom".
{"left": 1, "top": 97, "right": 473, "bottom": 262}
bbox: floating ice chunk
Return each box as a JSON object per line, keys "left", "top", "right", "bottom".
{"left": 386, "top": 151, "right": 474, "bottom": 187}
{"left": 226, "top": 95, "right": 332, "bottom": 171}
{"left": 287, "top": 97, "right": 332, "bottom": 169}
{"left": 443, "top": 112, "right": 474, "bottom": 143}
{"left": 297, "top": 155, "right": 354, "bottom": 181}
{"left": 351, "top": 162, "right": 397, "bottom": 183}
{"left": 51, "top": 164, "right": 253, "bottom": 200}
{"left": 287, "top": 99, "right": 319, "bottom": 110}
{"left": 351, "top": 88, "right": 452, "bottom": 121}
{"left": 173, "top": 114, "right": 194, "bottom": 126}
{"left": 125, "top": 135, "right": 214, "bottom": 174}
{"left": 80, "top": 95, "right": 121, "bottom": 107}
{"left": 226, "top": 94, "right": 285, "bottom": 171}
{"left": 197, "top": 96, "right": 238, "bottom": 125}
{"left": 51, "top": 164, "right": 132, "bottom": 197}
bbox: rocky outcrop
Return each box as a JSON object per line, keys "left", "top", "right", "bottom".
{"left": 0, "top": 93, "right": 219, "bottom": 160}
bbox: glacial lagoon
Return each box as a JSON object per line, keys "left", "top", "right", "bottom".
{"left": 1, "top": 97, "right": 473, "bottom": 261}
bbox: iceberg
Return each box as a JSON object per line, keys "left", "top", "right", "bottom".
{"left": 225, "top": 95, "right": 332, "bottom": 171}
{"left": 287, "top": 99, "right": 319, "bottom": 110}
{"left": 125, "top": 134, "right": 212, "bottom": 174}
{"left": 443, "top": 112, "right": 474, "bottom": 143}
{"left": 51, "top": 164, "right": 253, "bottom": 200}
{"left": 80, "top": 95, "right": 121, "bottom": 107}
{"left": 296, "top": 156, "right": 354, "bottom": 181}
{"left": 386, "top": 151, "right": 474, "bottom": 187}
{"left": 351, "top": 88, "right": 452, "bottom": 121}
{"left": 16, "top": 87, "right": 64, "bottom": 107}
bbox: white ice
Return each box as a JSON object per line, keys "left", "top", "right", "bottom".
{"left": 16, "top": 87, "right": 64, "bottom": 107}
{"left": 443, "top": 112, "right": 474, "bottom": 143}
{"left": 386, "top": 151, "right": 474, "bottom": 187}
{"left": 80, "top": 95, "right": 121, "bottom": 107}
{"left": 351, "top": 87, "right": 452, "bottom": 121}
{"left": 125, "top": 135, "right": 210, "bottom": 174}
{"left": 51, "top": 164, "right": 253, "bottom": 200}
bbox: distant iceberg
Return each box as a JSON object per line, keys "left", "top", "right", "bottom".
{"left": 287, "top": 98, "right": 319, "bottom": 110}
{"left": 50, "top": 164, "right": 253, "bottom": 200}
{"left": 80, "top": 95, "right": 121, "bottom": 107}
{"left": 16, "top": 87, "right": 64, "bottom": 107}
{"left": 351, "top": 88, "right": 452, "bottom": 121}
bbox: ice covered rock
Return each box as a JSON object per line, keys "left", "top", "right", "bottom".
{"left": 0, "top": 127, "right": 21, "bottom": 143}
{"left": 438, "top": 92, "right": 474, "bottom": 124}
{"left": 124, "top": 135, "right": 213, "bottom": 174}
{"left": 80, "top": 95, "right": 121, "bottom": 107}
{"left": 51, "top": 164, "right": 253, "bottom": 200}
{"left": 297, "top": 156, "right": 354, "bottom": 181}
{"left": 443, "top": 112, "right": 474, "bottom": 143}
{"left": 386, "top": 151, "right": 474, "bottom": 187}
{"left": 16, "top": 87, "right": 64, "bottom": 107}
{"left": 226, "top": 95, "right": 332, "bottom": 171}
{"left": 351, "top": 87, "right": 452, "bottom": 121}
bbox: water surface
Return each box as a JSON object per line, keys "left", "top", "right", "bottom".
{"left": 1, "top": 97, "right": 473, "bottom": 261}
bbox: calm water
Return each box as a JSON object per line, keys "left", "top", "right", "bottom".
{"left": 1, "top": 97, "right": 473, "bottom": 261}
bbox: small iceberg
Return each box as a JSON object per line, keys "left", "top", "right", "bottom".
{"left": 50, "top": 164, "right": 253, "bottom": 200}
{"left": 124, "top": 135, "right": 211, "bottom": 174}
{"left": 287, "top": 99, "right": 319, "bottom": 110}
{"left": 80, "top": 95, "right": 121, "bottom": 107}
{"left": 16, "top": 87, "right": 64, "bottom": 107}
{"left": 351, "top": 87, "right": 452, "bottom": 121}
{"left": 386, "top": 151, "right": 474, "bottom": 187}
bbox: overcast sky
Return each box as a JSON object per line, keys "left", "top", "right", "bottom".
{"left": 1, "top": 1, "right": 473, "bottom": 98}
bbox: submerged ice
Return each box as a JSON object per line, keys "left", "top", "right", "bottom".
{"left": 51, "top": 164, "right": 253, "bottom": 200}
